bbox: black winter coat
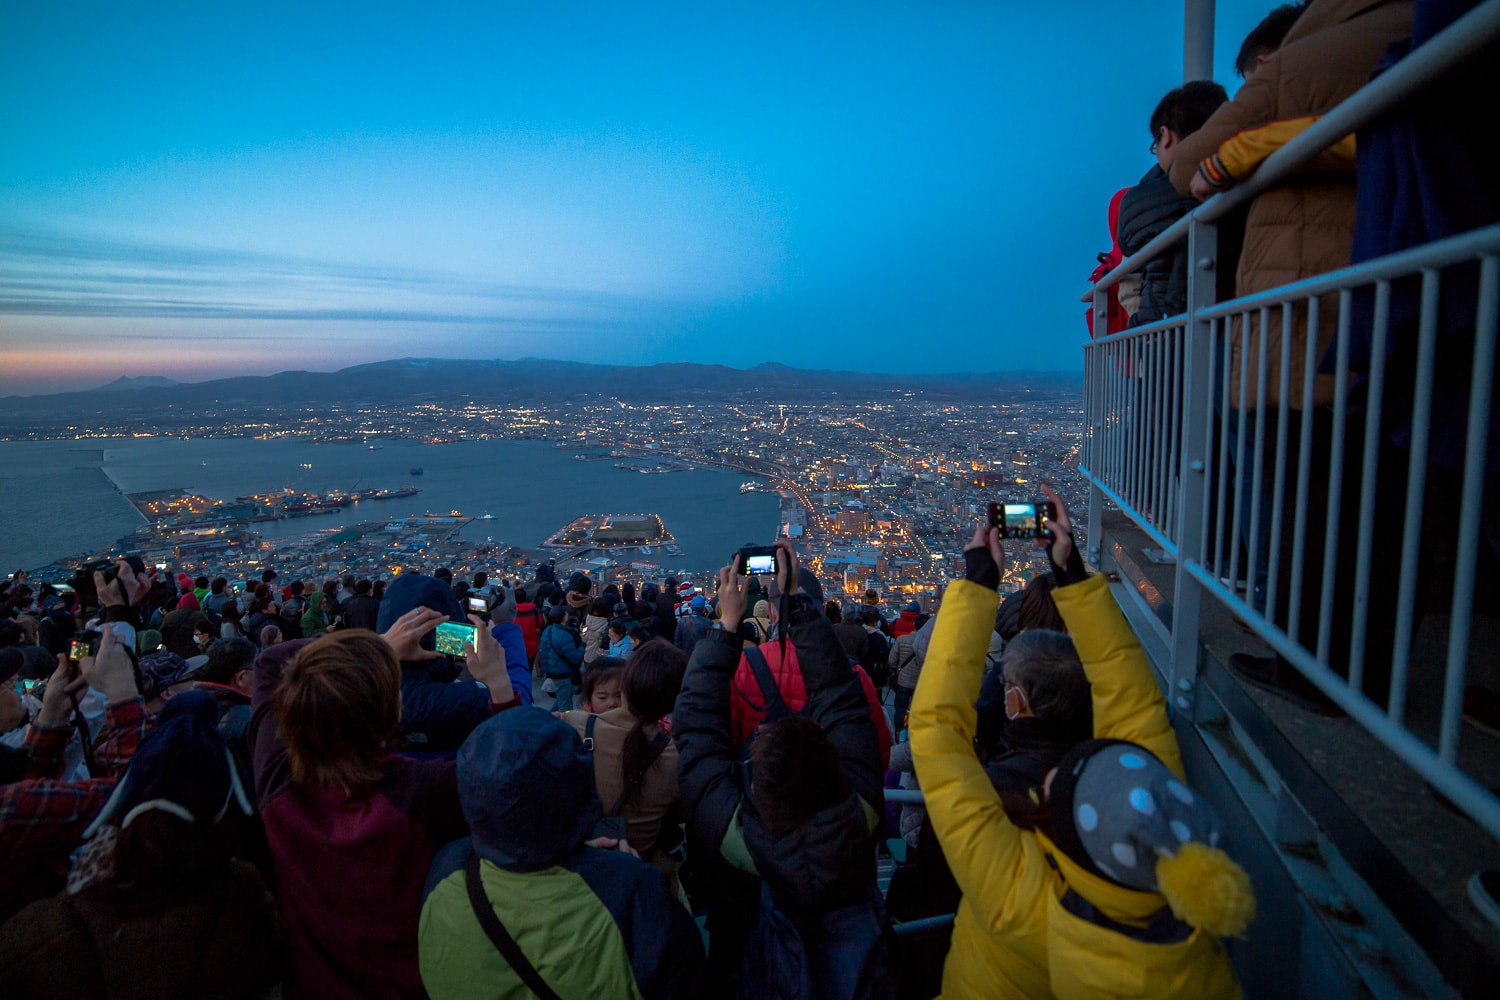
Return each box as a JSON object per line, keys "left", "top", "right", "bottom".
{"left": 674, "top": 603, "right": 884, "bottom": 908}
{"left": 1117, "top": 165, "right": 1199, "bottom": 326}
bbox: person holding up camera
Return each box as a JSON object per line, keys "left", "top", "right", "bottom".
{"left": 674, "top": 540, "right": 893, "bottom": 997}
{"left": 909, "top": 486, "right": 1251, "bottom": 999}
{"left": 0, "top": 625, "right": 146, "bottom": 925}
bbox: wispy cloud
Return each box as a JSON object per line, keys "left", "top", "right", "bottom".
{"left": 0, "top": 227, "right": 684, "bottom": 328}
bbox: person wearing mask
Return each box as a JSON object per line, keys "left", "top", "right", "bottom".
{"left": 565, "top": 641, "right": 689, "bottom": 895}
{"left": 249, "top": 616, "right": 518, "bottom": 998}
{"left": 910, "top": 487, "right": 1251, "bottom": 998}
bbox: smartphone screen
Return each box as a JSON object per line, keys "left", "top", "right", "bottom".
{"left": 467, "top": 596, "right": 488, "bottom": 612}
{"left": 435, "top": 621, "right": 478, "bottom": 658}
{"left": 155, "top": 562, "right": 167, "bottom": 571}
{"left": 988, "top": 501, "right": 1054, "bottom": 540}
{"left": 744, "top": 553, "right": 776, "bottom": 574}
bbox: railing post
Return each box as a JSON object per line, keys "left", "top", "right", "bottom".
{"left": 1087, "top": 289, "right": 1107, "bottom": 565}
{"left": 1170, "top": 216, "right": 1219, "bottom": 708}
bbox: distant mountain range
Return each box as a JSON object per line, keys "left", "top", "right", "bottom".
{"left": 94, "top": 375, "right": 179, "bottom": 392}
{"left": 1, "top": 358, "right": 1082, "bottom": 421}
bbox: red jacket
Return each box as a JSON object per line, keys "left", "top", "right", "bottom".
{"left": 730, "top": 640, "right": 892, "bottom": 768}
{"left": 249, "top": 641, "right": 467, "bottom": 1000}
{"left": 515, "top": 602, "right": 542, "bottom": 661}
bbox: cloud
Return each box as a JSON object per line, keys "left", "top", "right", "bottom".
{"left": 0, "top": 227, "right": 686, "bottom": 329}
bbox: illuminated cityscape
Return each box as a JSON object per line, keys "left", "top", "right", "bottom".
{"left": 13, "top": 387, "right": 1084, "bottom": 606}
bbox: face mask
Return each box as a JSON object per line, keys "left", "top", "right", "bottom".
{"left": 1005, "top": 682, "right": 1030, "bottom": 722}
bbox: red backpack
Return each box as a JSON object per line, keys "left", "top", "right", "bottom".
{"left": 1085, "top": 187, "right": 1133, "bottom": 339}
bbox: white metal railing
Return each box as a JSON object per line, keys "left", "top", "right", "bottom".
{"left": 1081, "top": 0, "right": 1500, "bottom": 839}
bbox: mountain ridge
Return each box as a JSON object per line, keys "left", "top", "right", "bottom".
{"left": 0, "top": 357, "right": 1083, "bottom": 421}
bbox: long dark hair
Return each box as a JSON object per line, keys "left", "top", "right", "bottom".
{"left": 619, "top": 639, "right": 686, "bottom": 804}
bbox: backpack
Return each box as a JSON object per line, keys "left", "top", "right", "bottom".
{"left": 738, "top": 643, "right": 803, "bottom": 757}
{"left": 740, "top": 882, "right": 895, "bottom": 1000}
{"left": 1085, "top": 187, "right": 1134, "bottom": 341}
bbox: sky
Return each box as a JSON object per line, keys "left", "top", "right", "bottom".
{"left": 0, "top": 1, "right": 1269, "bottom": 395}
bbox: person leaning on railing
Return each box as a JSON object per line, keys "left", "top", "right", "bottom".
{"left": 909, "top": 487, "right": 1254, "bottom": 999}
{"left": 1168, "top": 0, "right": 1417, "bottom": 706}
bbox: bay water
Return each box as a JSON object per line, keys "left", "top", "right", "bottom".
{"left": 0, "top": 438, "right": 781, "bottom": 574}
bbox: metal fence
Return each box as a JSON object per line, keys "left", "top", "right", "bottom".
{"left": 1080, "top": 0, "right": 1500, "bottom": 838}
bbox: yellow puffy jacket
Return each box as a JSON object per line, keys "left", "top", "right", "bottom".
{"left": 909, "top": 575, "right": 1239, "bottom": 999}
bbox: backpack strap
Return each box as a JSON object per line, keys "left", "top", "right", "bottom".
{"left": 743, "top": 644, "right": 788, "bottom": 722}
{"left": 583, "top": 713, "right": 598, "bottom": 751}
{"left": 465, "top": 852, "right": 563, "bottom": 1000}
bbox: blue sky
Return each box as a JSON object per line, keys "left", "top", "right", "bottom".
{"left": 0, "top": 1, "right": 1268, "bottom": 394}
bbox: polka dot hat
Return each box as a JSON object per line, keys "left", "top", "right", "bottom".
{"left": 1045, "top": 738, "right": 1222, "bottom": 894}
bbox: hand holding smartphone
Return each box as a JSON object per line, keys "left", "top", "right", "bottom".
{"left": 986, "top": 500, "right": 1057, "bottom": 540}
{"left": 435, "top": 621, "right": 479, "bottom": 658}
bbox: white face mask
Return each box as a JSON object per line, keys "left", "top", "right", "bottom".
{"left": 1004, "top": 681, "right": 1030, "bottom": 722}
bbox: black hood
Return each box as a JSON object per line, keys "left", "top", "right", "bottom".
{"left": 743, "top": 794, "right": 872, "bottom": 911}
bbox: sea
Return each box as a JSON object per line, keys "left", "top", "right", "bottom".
{"left": 0, "top": 438, "right": 782, "bottom": 575}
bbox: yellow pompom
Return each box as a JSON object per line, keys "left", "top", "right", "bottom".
{"left": 1155, "top": 841, "right": 1256, "bottom": 938}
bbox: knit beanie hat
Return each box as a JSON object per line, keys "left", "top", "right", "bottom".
{"left": 137, "top": 629, "right": 163, "bottom": 654}
{"left": 1045, "top": 738, "right": 1255, "bottom": 937}
{"left": 490, "top": 588, "right": 518, "bottom": 624}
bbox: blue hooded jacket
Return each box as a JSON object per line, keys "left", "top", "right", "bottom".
{"left": 377, "top": 574, "right": 532, "bottom": 754}
{"left": 419, "top": 709, "right": 703, "bottom": 998}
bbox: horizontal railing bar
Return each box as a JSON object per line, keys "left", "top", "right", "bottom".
{"left": 1198, "top": 222, "right": 1500, "bottom": 322}
{"left": 1086, "top": 313, "right": 1188, "bottom": 346}
{"left": 1092, "top": 213, "right": 1194, "bottom": 294}
{"left": 1087, "top": 0, "right": 1500, "bottom": 295}
{"left": 883, "top": 788, "right": 926, "bottom": 804}
{"left": 1180, "top": 558, "right": 1500, "bottom": 836}
{"left": 891, "top": 914, "right": 955, "bottom": 937}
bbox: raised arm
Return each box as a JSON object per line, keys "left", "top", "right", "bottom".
{"left": 909, "top": 545, "right": 1034, "bottom": 926}
{"left": 672, "top": 623, "right": 748, "bottom": 857}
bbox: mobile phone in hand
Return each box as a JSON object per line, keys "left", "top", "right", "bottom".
{"left": 986, "top": 501, "right": 1057, "bottom": 540}
{"left": 435, "top": 621, "right": 478, "bottom": 658}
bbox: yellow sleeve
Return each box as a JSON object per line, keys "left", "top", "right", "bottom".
{"left": 1051, "top": 574, "right": 1185, "bottom": 779}
{"left": 909, "top": 580, "right": 1030, "bottom": 924}
{"left": 1204, "top": 115, "right": 1357, "bottom": 187}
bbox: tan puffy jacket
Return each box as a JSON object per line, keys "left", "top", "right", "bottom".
{"left": 1170, "top": 0, "right": 1414, "bottom": 410}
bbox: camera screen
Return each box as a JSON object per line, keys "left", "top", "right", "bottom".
{"left": 1003, "top": 504, "right": 1039, "bottom": 534}
{"left": 467, "top": 596, "right": 488, "bottom": 612}
{"left": 435, "top": 621, "right": 477, "bottom": 658}
{"left": 68, "top": 637, "right": 94, "bottom": 661}
{"left": 744, "top": 554, "right": 776, "bottom": 575}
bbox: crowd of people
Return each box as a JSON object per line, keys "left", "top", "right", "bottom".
{"left": 0, "top": 480, "right": 1260, "bottom": 998}
{"left": 9, "top": 0, "right": 1496, "bottom": 995}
